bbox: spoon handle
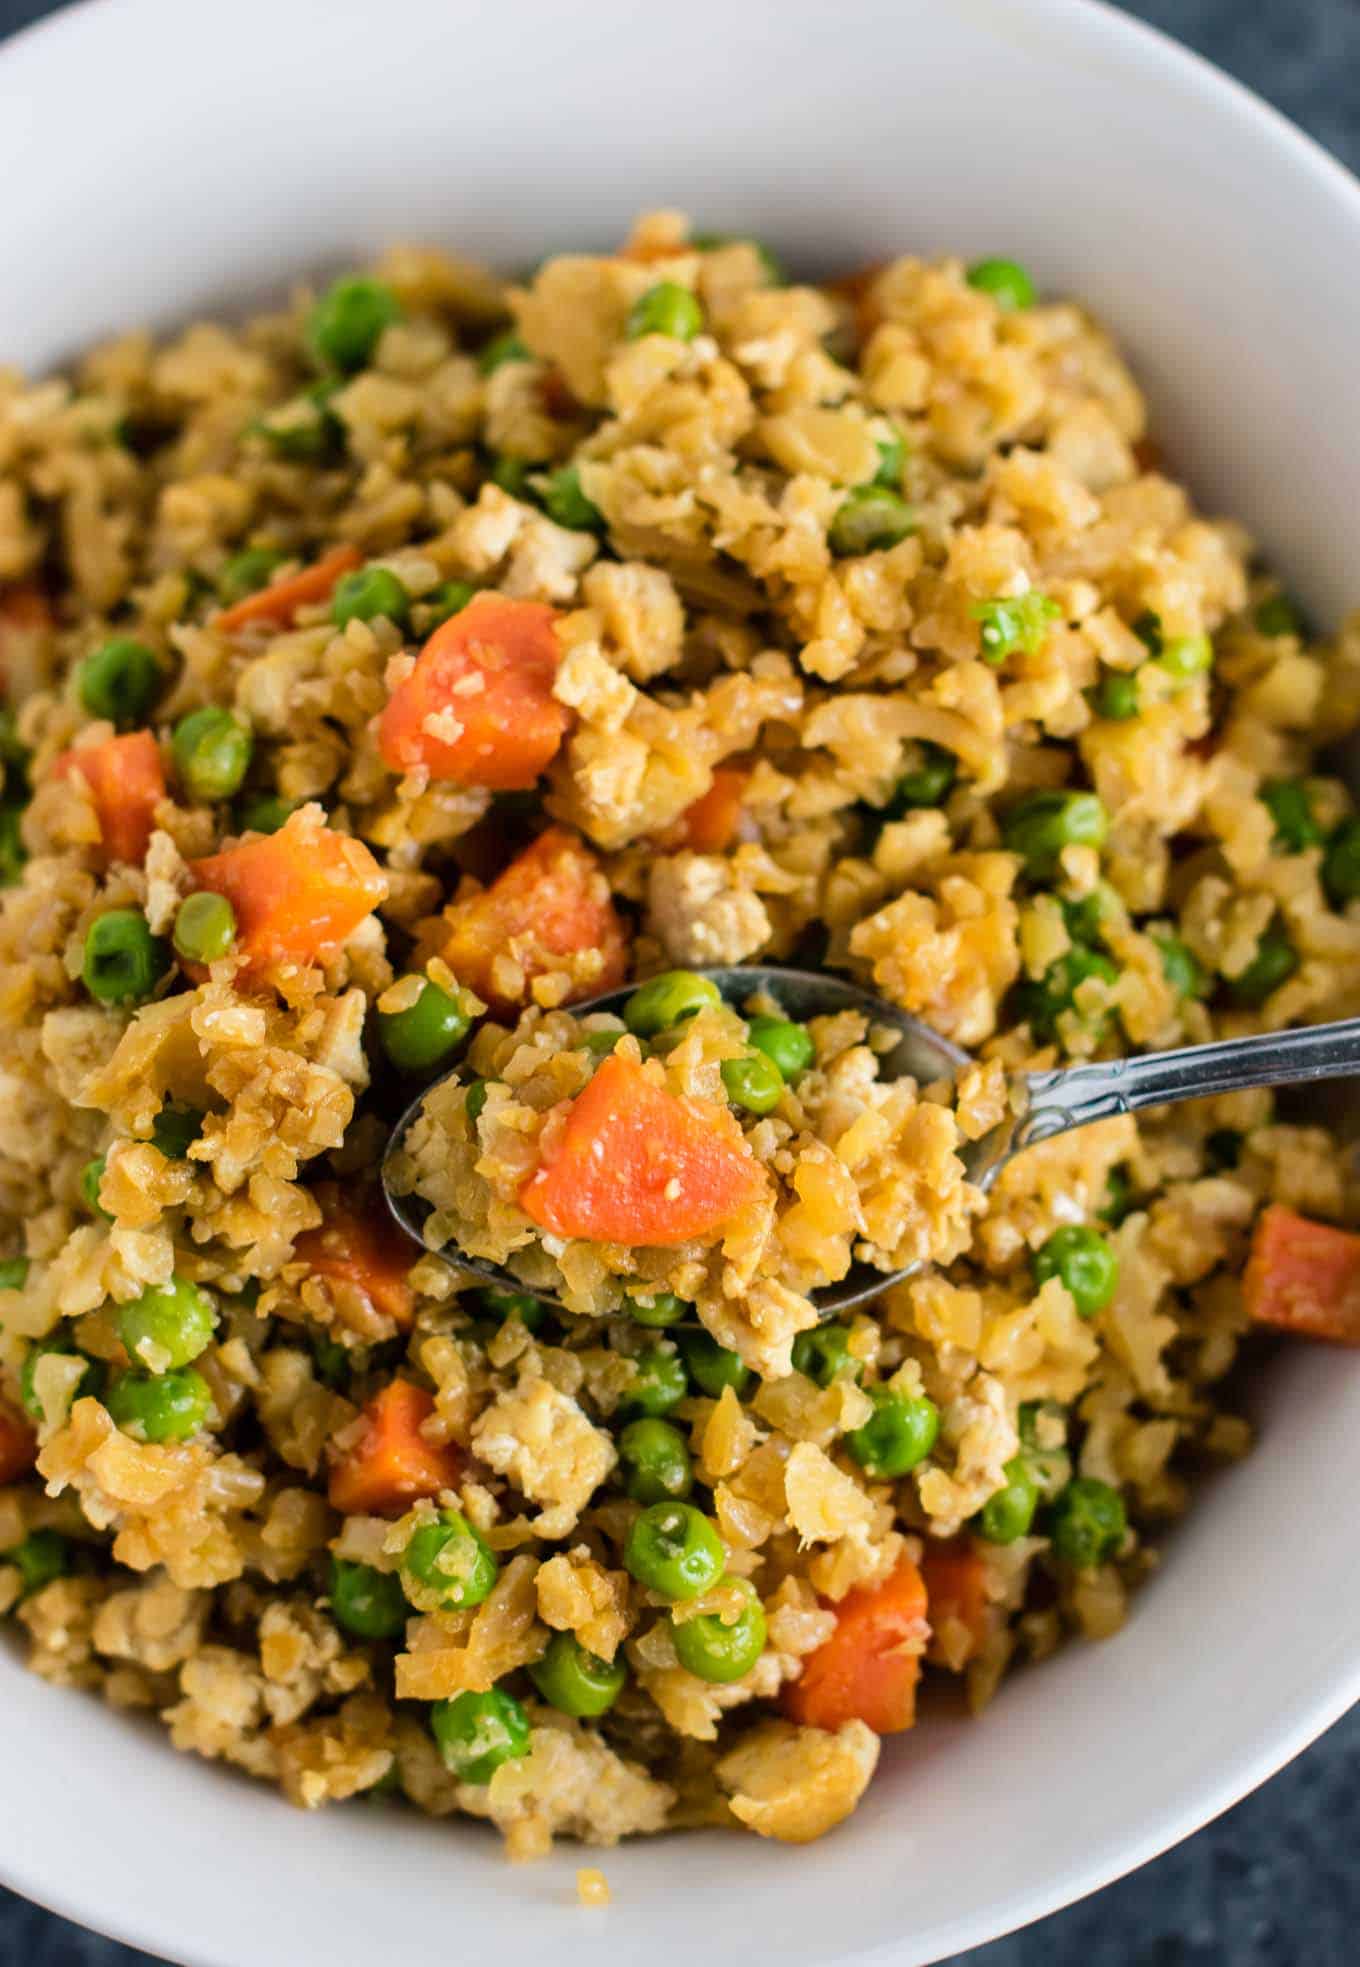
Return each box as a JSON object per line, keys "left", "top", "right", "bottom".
{"left": 1017, "top": 1016, "right": 1360, "bottom": 1148}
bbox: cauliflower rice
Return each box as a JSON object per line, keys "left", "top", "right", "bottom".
{"left": 2, "top": 209, "right": 1360, "bottom": 1857}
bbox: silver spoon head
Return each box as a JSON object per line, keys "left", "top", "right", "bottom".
{"left": 381, "top": 963, "right": 977, "bottom": 1318}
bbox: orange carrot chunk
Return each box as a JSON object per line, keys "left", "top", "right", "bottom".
{"left": 328, "top": 1379, "right": 464, "bottom": 1517}
{"left": 190, "top": 806, "right": 387, "bottom": 976}
{"left": 519, "top": 1051, "right": 766, "bottom": 1247}
{"left": 377, "top": 592, "right": 567, "bottom": 789}
{"left": 214, "top": 544, "right": 362, "bottom": 634}
{"left": 920, "top": 1536, "right": 989, "bottom": 1668}
{"left": 664, "top": 766, "right": 748, "bottom": 854}
{"left": 1243, "top": 1203, "right": 1360, "bottom": 1345}
{"left": 783, "top": 1559, "right": 928, "bottom": 1735}
{"left": 440, "top": 825, "right": 628, "bottom": 1017}
{"left": 294, "top": 1184, "right": 414, "bottom": 1330}
{"left": 53, "top": 729, "right": 165, "bottom": 867}
{"left": 0, "top": 1402, "right": 37, "bottom": 1486}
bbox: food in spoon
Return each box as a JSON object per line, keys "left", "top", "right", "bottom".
{"left": 2, "top": 213, "right": 1360, "bottom": 1856}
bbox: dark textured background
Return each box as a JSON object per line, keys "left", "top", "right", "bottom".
{"left": 2, "top": 0, "right": 1359, "bottom": 1961}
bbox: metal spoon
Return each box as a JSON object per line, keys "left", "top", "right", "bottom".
{"left": 381, "top": 963, "right": 1360, "bottom": 1316}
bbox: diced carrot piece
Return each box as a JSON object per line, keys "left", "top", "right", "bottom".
{"left": 327, "top": 1379, "right": 464, "bottom": 1517}
{"left": 52, "top": 729, "right": 165, "bottom": 866}
{"left": 190, "top": 806, "right": 387, "bottom": 977}
{"left": 519, "top": 1051, "right": 766, "bottom": 1247}
{"left": 1243, "top": 1204, "right": 1360, "bottom": 1345}
{"left": 662, "top": 767, "right": 747, "bottom": 854}
{"left": 440, "top": 825, "right": 628, "bottom": 1017}
{"left": 377, "top": 592, "right": 567, "bottom": 790}
{"left": 0, "top": 1402, "right": 37, "bottom": 1486}
{"left": 213, "top": 544, "right": 362, "bottom": 634}
{"left": 294, "top": 1184, "right": 414, "bottom": 1330}
{"left": 783, "top": 1559, "right": 928, "bottom": 1735}
{"left": 920, "top": 1536, "right": 989, "bottom": 1668}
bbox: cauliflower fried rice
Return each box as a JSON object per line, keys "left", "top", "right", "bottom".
{"left": 2, "top": 209, "right": 1360, "bottom": 1856}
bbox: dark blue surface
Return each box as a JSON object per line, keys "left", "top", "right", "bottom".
{"left": 2, "top": 1, "right": 1359, "bottom": 1961}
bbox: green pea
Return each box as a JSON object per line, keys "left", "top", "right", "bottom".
{"left": 873, "top": 429, "right": 907, "bottom": 489}
{"left": 1323, "top": 818, "right": 1360, "bottom": 906}
{"left": 624, "top": 1501, "right": 725, "bottom": 1600}
{"left": 976, "top": 1456, "right": 1040, "bottom": 1544}
{"left": 1099, "top": 1166, "right": 1134, "bottom": 1227}
{"left": 217, "top": 549, "right": 286, "bottom": 607}
{"left": 1049, "top": 1476, "right": 1127, "bottom": 1569}
{"left": 886, "top": 741, "right": 957, "bottom": 814}
{"left": 464, "top": 1079, "right": 490, "bottom": 1125}
{"left": 529, "top": 1630, "right": 627, "bottom": 1718}
{"left": 331, "top": 567, "right": 411, "bottom": 632}
{"left": 828, "top": 485, "right": 915, "bottom": 558}
{"left": 431, "top": 1686, "right": 531, "bottom": 1783}
{"left": 488, "top": 454, "right": 535, "bottom": 497}
{"left": 472, "top": 1287, "right": 547, "bottom": 1333}
{"left": 1205, "top": 1128, "right": 1243, "bottom": 1171}
{"left": 720, "top": 1052, "right": 784, "bottom": 1116}
{"left": 172, "top": 707, "right": 254, "bottom": 803}
{"left": 75, "top": 1153, "right": 107, "bottom": 1223}
{"left": 746, "top": 1015, "right": 815, "bottom": 1082}
{"left": 967, "top": 258, "right": 1036, "bottom": 310}
{"left": 618, "top": 1417, "right": 693, "bottom": 1504}
{"left": 1159, "top": 631, "right": 1213, "bottom": 682}
{"left": 845, "top": 1385, "right": 940, "bottom": 1479}
{"left": 82, "top": 909, "right": 170, "bottom": 1005}
{"left": 253, "top": 383, "right": 345, "bottom": 462}
{"left": 625, "top": 1291, "right": 689, "bottom": 1329}
{"left": 0, "top": 805, "right": 26, "bottom": 888}
{"left": 973, "top": 592, "right": 1060, "bottom": 664}
{"left": 671, "top": 1577, "right": 767, "bottom": 1683}
{"left": 1002, "top": 791, "right": 1108, "bottom": 876}
{"left": 423, "top": 579, "right": 477, "bottom": 627}
{"left": 173, "top": 891, "right": 236, "bottom": 964}
{"left": 106, "top": 1366, "right": 212, "bottom": 1443}
{"left": 378, "top": 976, "right": 473, "bottom": 1074}
{"left": 1155, "top": 934, "right": 1204, "bottom": 1001}
{"left": 118, "top": 1275, "right": 216, "bottom": 1372}
{"left": 0, "top": 1257, "right": 29, "bottom": 1291}
{"left": 1012, "top": 944, "right": 1118, "bottom": 1044}
{"left": 235, "top": 792, "right": 294, "bottom": 836}
{"left": 1060, "top": 885, "right": 1117, "bottom": 946}
{"left": 691, "top": 232, "right": 786, "bottom": 285}
{"left": 477, "top": 331, "right": 530, "bottom": 375}
{"left": 151, "top": 1102, "right": 202, "bottom": 1159}
{"left": 1255, "top": 593, "right": 1304, "bottom": 637}
{"left": 329, "top": 1557, "right": 407, "bottom": 1641}
{"left": 626, "top": 282, "right": 704, "bottom": 342}
{"left": 1032, "top": 1225, "right": 1119, "bottom": 1317}
{"left": 307, "top": 276, "right": 403, "bottom": 374}
{"left": 1260, "top": 779, "right": 1324, "bottom": 854}
{"left": 541, "top": 465, "right": 605, "bottom": 534}
{"left": 1228, "top": 920, "right": 1298, "bottom": 1006}
{"left": 20, "top": 1337, "right": 104, "bottom": 1422}
{"left": 791, "top": 1322, "right": 860, "bottom": 1388}
{"left": 623, "top": 969, "right": 722, "bottom": 1037}
{"left": 622, "top": 1344, "right": 688, "bottom": 1418}
{"left": 400, "top": 1509, "right": 498, "bottom": 1611}
{"left": 77, "top": 638, "right": 162, "bottom": 728}
{"left": 679, "top": 1329, "right": 750, "bottom": 1400}
{"left": 5, "top": 1530, "right": 70, "bottom": 1597}
{"left": 1091, "top": 669, "right": 1141, "bottom": 721}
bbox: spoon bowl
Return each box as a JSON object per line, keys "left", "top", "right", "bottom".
{"left": 381, "top": 965, "right": 1360, "bottom": 1316}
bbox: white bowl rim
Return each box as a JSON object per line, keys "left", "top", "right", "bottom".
{"left": 2, "top": 1, "right": 1360, "bottom": 1963}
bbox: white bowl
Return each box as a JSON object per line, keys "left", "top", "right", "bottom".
{"left": 3, "top": 2, "right": 1360, "bottom": 1962}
